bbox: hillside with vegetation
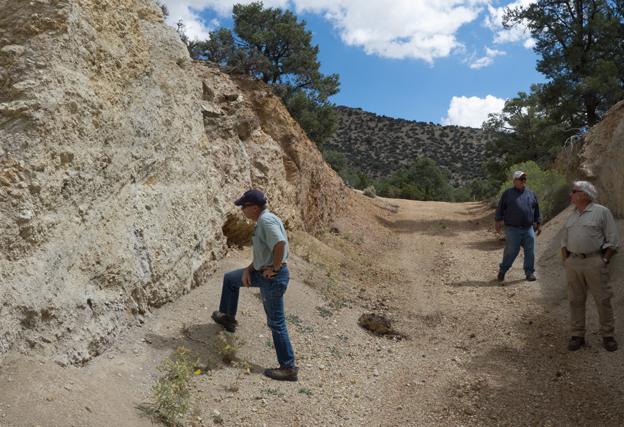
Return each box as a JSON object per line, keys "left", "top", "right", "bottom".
{"left": 325, "top": 107, "right": 489, "bottom": 187}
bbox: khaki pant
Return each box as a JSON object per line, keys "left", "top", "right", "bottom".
{"left": 565, "top": 254, "right": 614, "bottom": 337}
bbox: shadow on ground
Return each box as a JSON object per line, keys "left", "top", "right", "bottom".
{"left": 373, "top": 200, "right": 400, "bottom": 213}
{"left": 465, "top": 238, "right": 505, "bottom": 252}
{"left": 455, "top": 202, "right": 495, "bottom": 216}
{"left": 444, "top": 313, "right": 624, "bottom": 425}
{"left": 375, "top": 215, "right": 489, "bottom": 237}
{"left": 448, "top": 278, "right": 525, "bottom": 288}
{"left": 144, "top": 323, "right": 263, "bottom": 373}
{"left": 443, "top": 258, "right": 624, "bottom": 425}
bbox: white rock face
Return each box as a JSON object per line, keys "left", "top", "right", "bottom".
{"left": 557, "top": 100, "right": 624, "bottom": 218}
{"left": 577, "top": 101, "right": 624, "bottom": 217}
{"left": 0, "top": 0, "right": 345, "bottom": 364}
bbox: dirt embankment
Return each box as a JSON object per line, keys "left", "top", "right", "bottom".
{"left": 1, "top": 193, "right": 623, "bottom": 426}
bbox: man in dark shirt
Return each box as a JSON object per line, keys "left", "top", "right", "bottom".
{"left": 495, "top": 171, "right": 542, "bottom": 283}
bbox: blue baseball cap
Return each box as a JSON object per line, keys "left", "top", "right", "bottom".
{"left": 234, "top": 189, "right": 267, "bottom": 207}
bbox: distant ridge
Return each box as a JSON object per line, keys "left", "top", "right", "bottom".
{"left": 325, "top": 106, "right": 490, "bottom": 185}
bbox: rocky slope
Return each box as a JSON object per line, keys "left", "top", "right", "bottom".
{"left": 325, "top": 106, "right": 490, "bottom": 185}
{"left": 0, "top": 0, "right": 346, "bottom": 365}
{"left": 556, "top": 100, "right": 624, "bottom": 217}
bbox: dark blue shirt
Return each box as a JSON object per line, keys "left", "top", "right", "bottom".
{"left": 495, "top": 187, "right": 542, "bottom": 227}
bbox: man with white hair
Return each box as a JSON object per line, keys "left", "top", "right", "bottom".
{"left": 561, "top": 181, "right": 620, "bottom": 352}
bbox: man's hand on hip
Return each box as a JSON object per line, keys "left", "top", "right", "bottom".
{"left": 262, "top": 267, "right": 277, "bottom": 279}
{"left": 242, "top": 268, "right": 251, "bottom": 287}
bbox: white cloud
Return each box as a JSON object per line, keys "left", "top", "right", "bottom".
{"left": 161, "top": 0, "right": 288, "bottom": 40}
{"left": 161, "top": 0, "right": 490, "bottom": 62}
{"left": 442, "top": 95, "right": 506, "bottom": 128}
{"left": 484, "top": 0, "right": 536, "bottom": 48}
{"left": 523, "top": 37, "right": 536, "bottom": 49}
{"left": 294, "top": 0, "right": 488, "bottom": 62}
{"left": 469, "top": 47, "right": 506, "bottom": 69}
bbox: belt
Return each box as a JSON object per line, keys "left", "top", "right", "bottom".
{"left": 570, "top": 251, "right": 601, "bottom": 259}
{"left": 260, "top": 262, "right": 287, "bottom": 270}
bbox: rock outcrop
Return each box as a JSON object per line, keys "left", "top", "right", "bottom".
{"left": 0, "top": 0, "right": 345, "bottom": 365}
{"left": 556, "top": 100, "right": 624, "bottom": 217}
{"left": 325, "top": 106, "right": 490, "bottom": 186}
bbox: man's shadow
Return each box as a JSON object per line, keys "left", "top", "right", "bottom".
{"left": 449, "top": 278, "right": 526, "bottom": 288}
{"left": 144, "top": 323, "right": 264, "bottom": 373}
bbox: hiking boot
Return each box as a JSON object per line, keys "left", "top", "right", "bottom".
{"left": 497, "top": 271, "right": 505, "bottom": 283}
{"left": 211, "top": 311, "right": 237, "bottom": 333}
{"left": 526, "top": 273, "right": 537, "bottom": 282}
{"left": 603, "top": 337, "right": 618, "bottom": 352}
{"left": 567, "top": 336, "right": 585, "bottom": 351}
{"left": 263, "top": 367, "right": 298, "bottom": 382}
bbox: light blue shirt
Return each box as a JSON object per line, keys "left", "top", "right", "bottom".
{"left": 252, "top": 210, "right": 289, "bottom": 270}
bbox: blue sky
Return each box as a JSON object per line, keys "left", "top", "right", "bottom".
{"left": 162, "top": 0, "right": 545, "bottom": 128}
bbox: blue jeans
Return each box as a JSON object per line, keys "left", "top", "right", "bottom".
{"left": 218, "top": 266, "right": 296, "bottom": 369}
{"left": 499, "top": 226, "right": 535, "bottom": 275}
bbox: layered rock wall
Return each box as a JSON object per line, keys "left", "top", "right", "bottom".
{"left": 556, "top": 100, "right": 624, "bottom": 217}
{"left": 0, "top": 0, "right": 345, "bottom": 364}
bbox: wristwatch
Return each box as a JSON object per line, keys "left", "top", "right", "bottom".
{"left": 602, "top": 257, "right": 609, "bottom": 264}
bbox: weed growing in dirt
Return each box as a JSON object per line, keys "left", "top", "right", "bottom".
{"left": 298, "top": 387, "right": 313, "bottom": 396}
{"left": 215, "top": 332, "right": 245, "bottom": 364}
{"left": 286, "top": 313, "right": 314, "bottom": 333}
{"left": 286, "top": 313, "right": 302, "bottom": 325}
{"left": 150, "top": 347, "right": 197, "bottom": 426}
{"left": 316, "top": 306, "right": 333, "bottom": 318}
{"left": 328, "top": 345, "right": 341, "bottom": 357}
{"left": 262, "top": 387, "right": 286, "bottom": 397}
{"left": 233, "top": 358, "right": 253, "bottom": 374}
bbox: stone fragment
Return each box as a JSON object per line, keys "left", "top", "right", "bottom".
{"left": 0, "top": 45, "right": 25, "bottom": 56}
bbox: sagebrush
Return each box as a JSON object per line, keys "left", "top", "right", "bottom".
{"left": 151, "top": 347, "right": 197, "bottom": 426}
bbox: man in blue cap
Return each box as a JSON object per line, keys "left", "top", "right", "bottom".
{"left": 495, "top": 171, "right": 542, "bottom": 283}
{"left": 211, "top": 189, "right": 298, "bottom": 381}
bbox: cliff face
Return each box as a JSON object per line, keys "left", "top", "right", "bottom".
{"left": 0, "top": 0, "right": 345, "bottom": 365}
{"left": 556, "top": 100, "right": 624, "bottom": 217}
{"left": 325, "top": 106, "right": 489, "bottom": 186}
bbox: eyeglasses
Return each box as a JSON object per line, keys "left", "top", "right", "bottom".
{"left": 570, "top": 189, "right": 582, "bottom": 194}
{"left": 241, "top": 203, "right": 255, "bottom": 208}
{"left": 519, "top": 177, "right": 527, "bottom": 181}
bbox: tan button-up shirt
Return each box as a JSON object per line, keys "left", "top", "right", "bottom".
{"left": 561, "top": 203, "right": 620, "bottom": 254}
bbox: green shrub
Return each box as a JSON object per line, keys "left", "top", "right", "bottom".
{"left": 151, "top": 347, "right": 197, "bottom": 426}
{"left": 468, "top": 177, "right": 501, "bottom": 200}
{"left": 496, "top": 161, "right": 569, "bottom": 222}
{"left": 376, "top": 157, "right": 453, "bottom": 201}
{"left": 449, "top": 185, "right": 475, "bottom": 202}
{"left": 322, "top": 149, "right": 347, "bottom": 172}
{"left": 215, "top": 332, "right": 245, "bottom": 364}
{"left": 363, "top": 186, "right": 377, "bottom": 198}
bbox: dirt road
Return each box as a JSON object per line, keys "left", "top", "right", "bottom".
{"left": 370, "top": 198, "right": 624, "bottom": 426}
{"left": 1, "top": 195, "right": 623, "bottom": 426}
